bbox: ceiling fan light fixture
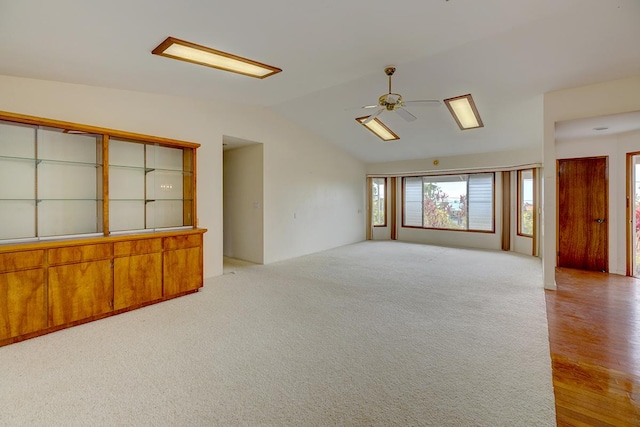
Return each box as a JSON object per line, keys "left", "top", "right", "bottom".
{"left": 151, "top": 37, "right": 282, "bottom": 79}
{"left": 356, "top": 116, "right": 399, "bottom": 141}
{"left": 444, "top": 94, "right": 484, "bottom": 130}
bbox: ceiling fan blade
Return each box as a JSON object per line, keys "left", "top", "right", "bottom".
{"left": 396, "top": 107, "right": 417, "bottom": 122}
{"left": 344, "top": 104, "right": 378, "bottom": 111}
{"left": 362, "top": 108, "right": 384, "bottom": 124}
{"left": 403, "top": 99, "right": 441, "bottom": 106}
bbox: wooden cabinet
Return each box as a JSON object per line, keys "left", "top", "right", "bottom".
{"left": 48, "top": 243, "right": 114, "bottom": 326}
{"left": 0, "top": 228, "right": 205, "bottom": 347}
{"left": 0, "top": 250, "right": 46, "bottom": 341}
{"left": 0, "top": 111, "right": 205, "bottom": 347}
{"left": 48, "top": 260, "right": 113, "bottom": 327}
{"left": 164, "top": 234, "right": 203, "bottom": 296}
{"left": 0, "top": 269, "right": 46, "bottom": 340}
{"left": 113, "top": 238, "right": 162, "bottom": 310}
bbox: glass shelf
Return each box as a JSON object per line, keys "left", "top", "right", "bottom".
{"left": 144, "top": 199, "right": 191, "bottom": 203}
{"left": 1, "top": 116, "right": 196, "bottom": 241}
{"left": 38, "top": 158, "right": 102, "bottom": 168}
{"left": 36, "top": 199, "right": 103, "bottom": 203}
{"left": 0, "top": 155, "right": 101, "bottom": 167}
{"left": 109, "top": 164, "right": 191, "bottom": 174}
{"left": 110, "top": 198, "right": 192, "bottom": 202}
{"left": 0, "top": 154, "right": 35, "bottom": 163}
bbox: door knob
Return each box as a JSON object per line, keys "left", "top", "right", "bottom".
{"left": 595, "top": 218, "right": 605, "bottom": 223}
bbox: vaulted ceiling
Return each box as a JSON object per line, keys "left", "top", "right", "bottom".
{"left": 1, "top": 0, "right": 639, "bottom": 162}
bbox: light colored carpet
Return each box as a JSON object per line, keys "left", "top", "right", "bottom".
{"left": 0, "top": 241, "right": 555, "bottom": 426}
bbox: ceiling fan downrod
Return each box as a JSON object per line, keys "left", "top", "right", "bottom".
{"left": 385, "top": 66, "right": 396, "bottom": 93}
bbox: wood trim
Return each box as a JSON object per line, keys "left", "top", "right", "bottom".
{"left": 556, "top": 160, "right": 560, "bottom": 267}
{"left": 192, "top": 149, "right": 198, "bottom": 227}
{"left": 627, "top": 153, "right": 631, "bottom": 276}
{"left": 183, "top": 149, "right": 194, "bottom": 226}
{"left": 103, "top": 135, "right": 110, "bottom": 236}
{"left": 491, "top": 172, "right": 496, "bottom": 234}
{"left": 0, "top": 111, "right": 200, "bottom": 149}
{"left": 532, "top": 168, "right": 538, "bottom": 257}
{"left": 604, "top": 156, "right": 610, "bottom": 272}
{"left": 366, "top": 177, "right": 373, "bottom": 240}
{"left": 501, "top": 171, "right": 510, "bottom": 251}
{"left": 515, "top": 169, "right": 535, "bottom": 239}
{"left": 390, "top": 177, "right": 397, "bottom": 240}
{"left": 371, "top": 177, "right": 388, "bottom": 227}
{"left": 399, "top": 174, "right": 496, "bottom": 233}
{"left": 0, "top": 228, "right": 207, "bottom": 254}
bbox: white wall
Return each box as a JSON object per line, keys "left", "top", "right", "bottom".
{"left": 543, "top": 75, "right": 640, "bottom": 289}
{"left": 367, "top": 148, "right": 541, "bottom": 251}
{"left": 0, "top": 75, "right": 366, "bottom": 278}
{"left": 223, "top": 144, "right": 264, "bottom": 264}
{"left": 556, "top": 129, "right": 640, "bottom": 275}
{"left": 367, "top": 147, "right": 541, "bottom": 175}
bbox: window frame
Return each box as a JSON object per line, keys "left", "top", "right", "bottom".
{"left": 401, "top": 172, "right": 496, "bottom": 233}
{"left": 517, "top": 169, "right": 534, "bottom": 237}
{"left": 372, "top": 177, "right": 387, "bottom": 227}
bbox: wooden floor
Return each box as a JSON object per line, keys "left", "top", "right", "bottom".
{"left": 547, "top": 268, "right": 640, "bottom": 426}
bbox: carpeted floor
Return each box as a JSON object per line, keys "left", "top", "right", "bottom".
{"left": 0, "top": 241, "right": 555, "bottom": 426}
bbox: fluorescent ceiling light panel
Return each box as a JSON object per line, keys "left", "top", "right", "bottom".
{"left": 356, "top": 116, "right": 400, "bottom": 141}
{"left": 444, "top": 94, "right": 484, "bottom": 130}
{"left": 152, "top": 37, "right": 282, "bottom": 79}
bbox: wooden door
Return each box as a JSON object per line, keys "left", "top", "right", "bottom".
{"left": 164, "top": 247, "right": 202, "bottom": 296}
{"left": 48, "top": 260, "right": 113, "bottom": 327}
{"left": 114, "top": 253, "right": 162, "bottom": 310}
{"left": 0, "top": 269, "right": 46, "bottom": 340}
{"left": 163, "top": 233, "right": 203, "bottom": 296}
{"left": 113, "top": 238, "right": 162, "bottom": 310}
{"left": 558, "top": 157, "right": 608, "bottom": 271}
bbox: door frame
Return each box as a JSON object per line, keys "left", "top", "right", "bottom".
{"left": 625, "top": 152, "right": 640, "bottom": 276}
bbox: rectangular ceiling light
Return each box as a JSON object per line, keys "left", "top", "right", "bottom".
{"left": 152, "top": 37, "right": 282, "bottom": 79}
{"left": 356, "top": 116, "right": 400, "bottom": 141}
{"left": 443, "top": 94, "right": 484, "bottom": 130}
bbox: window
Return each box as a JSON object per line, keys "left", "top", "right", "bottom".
{"left": 372, "top": 177, "right": 386, "bottom": 226}
{"left": 518, "top": 169, "right": 534, "bottom": 236}
{"left": 402, "top": 173, "right": 494, "bottom": 232}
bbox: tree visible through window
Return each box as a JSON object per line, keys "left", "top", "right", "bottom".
{"left": 518, "top": 169, "right": 534, "bottom": 236}
{"left": 403, "top": 173, "right": 494, "bottom": 232}
{"left": 372, "top": 177, "right": 386, "bottom": 226}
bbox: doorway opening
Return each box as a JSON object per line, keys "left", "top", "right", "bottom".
{"left": 222, "top": 136, "right": 264, "bottom": 265}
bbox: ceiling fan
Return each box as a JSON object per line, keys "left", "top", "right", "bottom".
{"left": 359, "top": 66, "right": 440, "bottom": 124}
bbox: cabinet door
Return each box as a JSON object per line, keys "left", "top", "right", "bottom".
{"left": 48, "top": 260, "right": 113, "bottom": 327}
{"left": 114, "top": 253, "right": 162, "bottom": 310}
{"left": 0, "top": 269, "right": 46, "bottom": 340}
{"left": 163, "top": 247, "right": 202, "bottom": 296}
